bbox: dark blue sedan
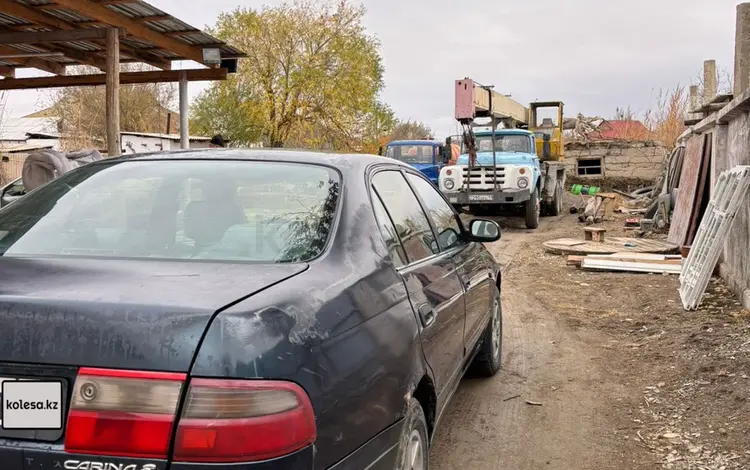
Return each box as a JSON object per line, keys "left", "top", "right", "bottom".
{"left": 0, "top": 149, "right": 503, "bottom": 470}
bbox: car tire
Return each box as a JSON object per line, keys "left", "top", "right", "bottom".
{"left": 524, "top": 188, "right": 540, "bottom": 229}
{"left": 470, "top": 284, "right": 502, "bottom": 377}
{"left": 394, "top": 397, "right": 429, "bottom": 470}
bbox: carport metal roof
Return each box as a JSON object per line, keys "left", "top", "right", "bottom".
{"left": 0, "top": 0, "right": 245, "bottom": 77}
{"left": 0, "top": 0, "right": 246, "bottom": 156}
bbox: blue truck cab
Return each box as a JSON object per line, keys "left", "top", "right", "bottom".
{"left": 380, "top": 140, "right": 448, "bottom": 186}
{"left": 437, "top": 128, "right": 567, "bottom": 229}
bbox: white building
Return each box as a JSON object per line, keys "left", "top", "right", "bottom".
{"left": 120, "top": 132, "right": 212, "bottom": 155}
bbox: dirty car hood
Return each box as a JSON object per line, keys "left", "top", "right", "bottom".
{"left": 0, "top": 257, "right": 308, "bottom": 371}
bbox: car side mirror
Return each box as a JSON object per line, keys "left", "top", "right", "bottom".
{"left": 469, "top": 218, "right": 501, "bottom": 242}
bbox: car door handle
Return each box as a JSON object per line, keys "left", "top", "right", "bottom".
{"left": 418, "top": 303, "right": 436, "bottom": 328}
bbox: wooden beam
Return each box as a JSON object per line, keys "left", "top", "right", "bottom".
{"left": 0, "top": 28, "right": 122, "bottom": 45}
{"left": 53, "top": 0, "right": 205, "bottom": 63}
{"left": 0, "top": 65, "right": 15, "bottom": 78}
{"left": 0, "top": 44, "right": 64, "bottom": 75}
{"left": 97, "top": 0, "right": 139, "bottom": 5}
{"left": 0, "top": 67, "right": 227, "bottom": 90}
{"left": 106, "top": 28, "right": 120, "bottom": 157}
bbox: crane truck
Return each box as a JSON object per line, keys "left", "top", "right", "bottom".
{"left": 438, "top": 78, "right": 567, "bottom": 229}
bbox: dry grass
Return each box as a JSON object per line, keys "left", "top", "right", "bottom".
{"left": 643, "top": 85, "right": 689, "bottom": 149}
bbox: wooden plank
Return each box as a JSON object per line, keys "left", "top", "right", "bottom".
{"left": 53, "top": 0, "right": 206, "bottom": 64}
{"left": 0, "top": 65, "right": 15, "bottom": 78}
{"left": 566, "top": 255, "right": 584, "bottom": 266}
{"left": 0, "top": 44, "right": 64, "bottom": 75}
{"left": 106, "top": 27, "right": 120, "bottom": 158}
{"left": 0, "top": 67, "right": 227, "bottom": 90}
{"left": 581, "top": 258, "right": 682, "bottom": 274}
{"left": 686, "top": 133, "right": 712, "bottom": 246}
{"left": 543, "top": 236, "right": 679, "bottom": 256}
{"left": 668, "top": 134, "right": 706, "bottom": 246}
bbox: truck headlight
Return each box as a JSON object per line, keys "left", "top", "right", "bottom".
{"left": 517, "top": 177, "right": 529, "bottom": 189}
{"left": 444, "top": 179, "right": 455, "bottom": 190}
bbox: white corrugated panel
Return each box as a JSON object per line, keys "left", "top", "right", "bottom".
{"left": 679, "top": 166, "right": 750, "bottom": 310}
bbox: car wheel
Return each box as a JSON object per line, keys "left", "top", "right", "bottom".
{"left": 394, "top": 397, "right": 429, "bottom": 470}
{"left": 470, "top": 284, "right": 502, "bottom": 377}
{"left": 524, "top": 189, "right": 540, "bottom": 229}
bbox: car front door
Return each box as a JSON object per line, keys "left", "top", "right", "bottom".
{"left": 370, "top": 169, "right": 466, "bottom": 401}
{"left": 404, "top": 171, "right": 495, "bottom": 356}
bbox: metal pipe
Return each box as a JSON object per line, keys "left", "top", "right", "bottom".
{"left": 179, "top": 70, "right": 188, "bottom": 149}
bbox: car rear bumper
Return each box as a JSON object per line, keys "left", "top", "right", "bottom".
{"left": 443, "top": 188, "right": 531, "bottom": 204}
{"left": 0, "top": 443, "right": 314, "bottom": 470}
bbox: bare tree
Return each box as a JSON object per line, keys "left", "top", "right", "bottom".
{"left": 44, "top": 64, "right": 177, "bottom": 150}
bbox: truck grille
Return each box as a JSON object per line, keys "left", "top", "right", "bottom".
{"left": 461, "top": 167, "right": 506, "bottom": 190}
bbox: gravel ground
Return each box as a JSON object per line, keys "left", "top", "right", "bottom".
{"left": 429, "top": 202, "right": 749, "bottom": 470}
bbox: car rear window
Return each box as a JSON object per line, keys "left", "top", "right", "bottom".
{"left": 0, "top": 159, "right": 340, "bottom": 263}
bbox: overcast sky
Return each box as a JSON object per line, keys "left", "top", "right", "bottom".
{"left": 2, "top": 0, "right": 740, "bottom": 138}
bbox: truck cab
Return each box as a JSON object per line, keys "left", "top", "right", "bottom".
{"left": 380, "top": 140, "right": 448, "bottom": 186}
{"left": 439, "top": 129, "right": 541, "bottom": 205}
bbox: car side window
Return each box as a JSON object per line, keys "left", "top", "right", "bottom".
{"left": 370, "top": 190, "right": 407, "bottom": 267}
{"left": 405, "top": 172, "right": 463, "bottom": 251}
{"left": 371, "top": 170, "right": 439, "bottom": 263}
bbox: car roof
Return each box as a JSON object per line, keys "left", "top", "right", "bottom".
{"left": 100, "top": 148, "right": 413, "bottom": 174}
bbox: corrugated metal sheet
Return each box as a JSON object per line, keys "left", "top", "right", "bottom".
{"left": 668, "top": 134, "right": 708, "bottom": 246}
{"left": 0, "top": 0, "right": 245, "bottom": 73}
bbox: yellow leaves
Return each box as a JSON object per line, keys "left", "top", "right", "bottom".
{"left": 191, "top": 0, "right": 385, "bottom": 149}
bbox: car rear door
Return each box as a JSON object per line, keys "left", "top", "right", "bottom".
{"left": 370, "top": 168, "right": 466, "bottom": 401}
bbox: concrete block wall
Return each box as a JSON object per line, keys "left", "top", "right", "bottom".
{"left": 563, "top": 141, "right": 667, "bottom": 184}
{"left": 718, "top": 110, "right": 750, "bottom": 307}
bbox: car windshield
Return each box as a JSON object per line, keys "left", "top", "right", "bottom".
{"left": 467, "top": 134, "right": 531, "bottom": 153}
{"left": 385, "top": 144, "right": 435, "bottom": 164}
{"left": 0, "top": 159, "right": 340, "bottom": 263}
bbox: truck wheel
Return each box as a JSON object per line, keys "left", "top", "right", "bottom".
{"left": 550, "top": 181, "right": 563, "bottom": 216}
{"left": 524, "top": 189, "right": 540, "bottom": 229}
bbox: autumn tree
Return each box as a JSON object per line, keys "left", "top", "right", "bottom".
{"left": 190, "top": 0, "right": 387, "bottom": 150}
{"left": 388, "top": 120, "right": 433, "bottom": 141}
{"left": 44, "top": 64, "right": 177, "bottom": 150}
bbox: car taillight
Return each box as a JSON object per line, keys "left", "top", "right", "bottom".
{"left": 64, "top": 368, "right": 185, "bottom": 459}
{"left": 173, "top": 379, "right": 316, "bottom": 462}
{"left": 64, "top": 369, "right": 316, "bottom": 463}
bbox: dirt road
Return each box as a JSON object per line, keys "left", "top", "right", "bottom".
{"left": 431, "top": 211, "right": 750, "bottom": 470}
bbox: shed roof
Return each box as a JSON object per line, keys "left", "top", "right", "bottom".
{"left": 120, "top": 131, "right": 210, "bottom": 141}
{"left": 0, "top": 117, "right": 59, "bottom": 141}
{"left": 0, "top": 0, "right": 245, "bottom": 76}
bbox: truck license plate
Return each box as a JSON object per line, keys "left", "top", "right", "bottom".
{"left": 469, "top": 194, "right": 493, "bottom": 202}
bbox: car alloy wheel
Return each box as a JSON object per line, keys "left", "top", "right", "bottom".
{"left": 406, "top": 429, "right": 425, "bottom": 470}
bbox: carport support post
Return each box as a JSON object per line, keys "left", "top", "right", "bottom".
{"left": 179, "top": 70, "right": 189, "bottom": 149}
{"left": 106, "top": 27, "right": 120, "bottom": 157}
